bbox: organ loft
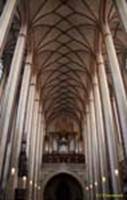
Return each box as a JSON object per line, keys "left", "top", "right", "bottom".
{"left": 0, "top": 0, "right": 127, "bottom": 199}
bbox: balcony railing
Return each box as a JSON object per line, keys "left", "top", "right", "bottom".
{"left": 42, "top": 153, "right": 85, "bottom": 163}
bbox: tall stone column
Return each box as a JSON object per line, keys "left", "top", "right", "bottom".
{"left": 97, "top": 50, "right": 121, "bottom": 195}
{"left": 84, "top": 117, "right": 88, "bottom": 180}
{"left": 23, "top": 73, "right": 37, "bottom": 196}
{"left": 113, "top": 0, "right": 127, "bottom": 32}
{"left": 36, "top": 115, "right": 45, "bottom": 200}
{"left": 86, "top": 105, "right": 94, "bottom": 200}
{"left": 0, "top": 23, "right": 27, "bottom": 181}
{"left": 89, "top": 91, "right": 101, "bottom": 199}
{"left": 111, "top": 96, "right": 124, "bottom": 161}
{"left": 0, "top": 69, "right": 6, "bottom": 101}
{"left": 28, "top": 92, "right": 40, "bottom": 200}
{"left": 93, "top": 71, "right": 109, "bottom": 197}
{"left": 33, "top": 106, "right": 42, "bottom": 200}
{"left": 2, "top": 105, "right": 17, "bottom": 196}
{"left": 25, "top": 74, "right": 37, "bottom": 157}
{"left": 103, "top": 22, "right": 127, "bottom": 157}
{"left": 5, "top": 51, "right": 32, "bottom": 200}
{"left": 82, "top": 117, "right": 90, "bottom": 199}
{"left": 12, "top": 51, "right": 32, "bottom": 166}
{"left": 0, "top": 0, "right": 17, "bottom": 57}
{"left": 111, "top": 96, "right": 123, "bottom": 146}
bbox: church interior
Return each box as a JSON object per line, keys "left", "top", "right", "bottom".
{"left": 0, "top": 0, "right": 127, "bottom": 199}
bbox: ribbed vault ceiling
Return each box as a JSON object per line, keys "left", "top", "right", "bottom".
{"left": 5, "top": 0, "right": 127, "bottom": 131}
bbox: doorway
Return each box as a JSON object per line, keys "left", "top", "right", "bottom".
{"left": 44, "top": 173, "right": 83, "bottom": 200}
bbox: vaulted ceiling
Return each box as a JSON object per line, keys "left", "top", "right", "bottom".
{"left": 4, "top": 0, "right": 127, "bottom": 132}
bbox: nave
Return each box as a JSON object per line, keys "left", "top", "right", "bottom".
{"left": 0, "top": 0, "right": 127, "bottom": 199}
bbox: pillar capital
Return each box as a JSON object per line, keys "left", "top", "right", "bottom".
{"left": 97, "top": 61, "right": 104, "bottom": 66}
{"left": 35, "top": 99, "right": 40, "bottom": 102}
{"left": 24, "top": 52, "right": 33, "bottom": 68}
{"left": 19, "top": 32, "right": 27, "bottom": 38}
{"left": 30, "top": 83, "right": 36, "bottom": 86}
{"left": 25, "top": 61, "right": 32, "bottom": 66}
{"left": 103, "top": 32, "right": 111, "bottom": 38}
